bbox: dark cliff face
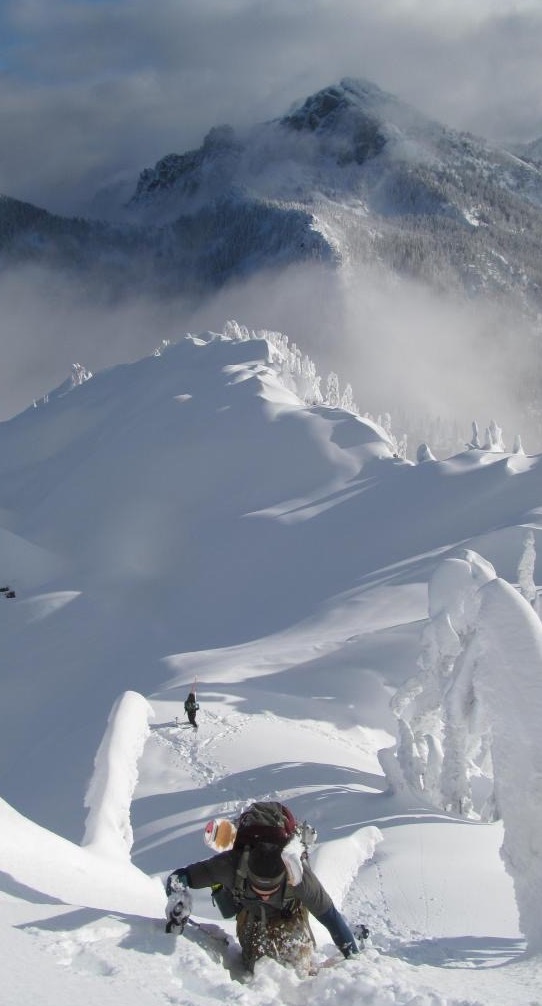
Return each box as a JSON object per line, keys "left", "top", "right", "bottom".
{"left": 280, "top": 83, "right": 388, "bottom": 166}
{"left": 132, "top": 126, "right": 244, "bottom": 203}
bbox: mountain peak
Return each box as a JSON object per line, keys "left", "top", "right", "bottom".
{"left": 279, "top": 76, "right": 439, "bottom": 151}
{"left": 4, "top": 76, "right": 542, "bottom": 361}
{"left": 279, "top": 79, "right": 388, "bottom": 165}
{"left": 283, "top": 77, "right": 390, "bottom": 127}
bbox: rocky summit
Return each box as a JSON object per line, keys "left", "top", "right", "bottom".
{"left": 2, "top": 77, "right": 542, "bottom": 317}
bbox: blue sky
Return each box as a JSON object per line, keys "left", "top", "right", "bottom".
{"left": 1, "top": 0, "right": 542, "bottom": 213}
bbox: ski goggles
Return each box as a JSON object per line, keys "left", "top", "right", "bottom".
{"left": 249, "top": 882, "right": 282, "bottom": 898}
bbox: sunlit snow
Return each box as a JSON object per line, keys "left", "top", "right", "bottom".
{"left": 1, "top": 328, "right": 542, "bottom": 1005}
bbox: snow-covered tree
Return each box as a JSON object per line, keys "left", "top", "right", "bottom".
{"left": 387, "top": 553, "right": 495, "bottom": 816}
{"left": 299, "top": 356, "right": 323, "bottom": 405}
{"left": 518, "top": 529, "right": 537, "bottom": 607}
{"left": 416, "top": 442, "right": 437, "bottom": 462}
{"left": 153, "top": 339, "right": 171, "bottom": 357}
{"left": 488, "top": 418, "right": 505, "bottom": 451}
{"left": 383, "top": 549, "right": 542, "bottom": 952}
{"left": 480, "top": 419, "right": 505, "bottom": 451}
{"left": 468, "top": 420, "right": 481, "bottom": 449}
{"left": 473, "top": 577, "right": 542, "bottom": 953}
{"left": 325, "top": 372, "right": 340, "bottom": 407}
{"left": 395, "top": 433, "right": 408, "bottom": 460}
{"left": 378, "top": 412, "right": 393, "bottom": 438}
{"left": 223, "top": 320, "right": 250, "bottom": 341}
{"left": 82, "top": 691, "right": 154, "bottom": 860}
{"left": 512, "top": 434, "right": 525, "bottom": 455}
{"left": 340, "top": 383, "right": 355, "bottom": 413}
{"left": 71, "top": 363, "right": 93, "bottom": 386}
{"left": 480, "top": 426, "right": 494, "bottom": 450}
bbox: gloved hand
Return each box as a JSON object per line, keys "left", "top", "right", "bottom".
{"left": 165, "top": 870, "right": 192, "bottom": 933}
{"left": 166, "top": 869, "right": 189, "bottom": 896}
{"left": 165, "top": 888, "right": 193, "bottom": 934}
{"left": 340, "top": 940, "right": 360, "bottom": 959}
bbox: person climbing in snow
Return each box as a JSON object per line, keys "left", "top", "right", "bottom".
{"left": 184, "top": 691, "right": 199, "bottom": 729}
{"left": 164, "top": 835, "right": 360, "bottom": 973}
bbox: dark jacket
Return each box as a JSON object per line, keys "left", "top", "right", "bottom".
{"left": 171, "top": 848, "right": 358, "bottom": 956}
{"left": 186, "top": 848, "right": 332, "bottom": 919}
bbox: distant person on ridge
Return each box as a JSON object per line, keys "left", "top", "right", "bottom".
{"left": 184, "top": 691, "right": 199, "bottom": 729}
{"left": 164, "top": 801, "right": 361, "bottom": 974}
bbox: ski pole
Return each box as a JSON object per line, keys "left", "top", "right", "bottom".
{"left": 186, "top": 918, "right": 230, "bottom": 945}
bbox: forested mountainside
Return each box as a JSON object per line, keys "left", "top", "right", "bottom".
{"left": 1, "top": 78, "right": 542, "bottom": 314}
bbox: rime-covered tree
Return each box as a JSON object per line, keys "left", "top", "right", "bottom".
{"left": 382, "top": 549, "right": 542, "bottom": 952}
{"left": 468, "top": 421, "right": 481, "bottom": 449}
{"left": 512, "top": 434, "right": 525, "bottom": 455}
{"left": 518, "top": 529, "right": 537, "bottom": 607}
{"left": 325, "top": 372, "right": 340, "bottom": 407}
{"left": 488, "top": 419, "right": 505, "bottom": 451}
{"left": 71, "top": 363, "right": 93, "bottom": 386}
{"left": 340, "top": 383, "right": 355, "bottom": 413}
{"left": 416, "top": 442, "right": 437, "bottom": 462}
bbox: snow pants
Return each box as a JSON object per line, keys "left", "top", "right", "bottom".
{"left": 236, "top": 902, "right": 314, "bottom": 975}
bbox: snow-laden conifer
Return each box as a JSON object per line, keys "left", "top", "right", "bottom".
{"left": 518, "top": 529, "right": 537, "bottom": 607}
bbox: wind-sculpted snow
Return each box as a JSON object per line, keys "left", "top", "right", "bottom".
{"left": 2, "top": 328, "right": 542, "bottom": 1003}
{"left": 0, "top": 687, "right": 164, "bottom": 917}
{"left": 0, "top": 796, "right": 165, "bottom": 918}
{"left": 474, "top": 579, "right": 542, "bottom": 953}
{"left": 1, "top": 668, "right": 536, "bottom": 1005}
{"left": 83, "top": 690, "right": 155, "bottom": 859}
{"left": 1, "top": 328, "right": 542, "bottom": 839}
{"left": 387, "top": 549, "right": 542, "bottom": 953}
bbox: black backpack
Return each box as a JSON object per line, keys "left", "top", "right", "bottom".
{"left": 233, "top": 801, "right": 297, "bottom": 850}
{"left": 209, "top": 801, "right": 315, "bottom": 918}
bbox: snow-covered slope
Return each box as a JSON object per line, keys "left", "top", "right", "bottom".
{"left": 2, "top": 327, "right": 542, "bottom": 1004}
{"left": 1, "top": 328, "right": 542, "bottom": 831}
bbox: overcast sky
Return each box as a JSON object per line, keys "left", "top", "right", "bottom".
{"left": 1, "top": 0, "right": 542, "bottom": 214}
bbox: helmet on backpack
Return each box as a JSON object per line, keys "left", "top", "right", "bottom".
{"left": 233, "top": 801, "right": 297, "bottom": 850}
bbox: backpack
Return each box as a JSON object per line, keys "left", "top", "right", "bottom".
{"left": 230, "top": 802, "right": 297, "bottom": 909}
{"left": 203, "top": 801, "right": 316, "bottom": 917}
{"left": 233, "top": 801, "right": 297, "bottom": 850}
{"left": 184, "top": 693, "right": 199, "bottom": 713}
{"left": 203, "top": 801, "right": 316, "bottom": 856}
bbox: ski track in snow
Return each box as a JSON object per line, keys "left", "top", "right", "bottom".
{"left": 5, "top": 334, "right": 542, "bottom": 1005}
{"left": 9, "top": 696, "right": 542, "bottom": 1006}
{"left": 150, "top": 708, "right": 251, "bottom": 793}
{"left": 343, "top": 856, "right": 396, "bottom": 949}
{"left": 140, "top": 708, "right": 523, "bottom": 1004}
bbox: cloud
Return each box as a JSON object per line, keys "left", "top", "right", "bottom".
{"left": 0, "top": 256, "right": 537, "bottom": 457}
{"left": 0, "top": 264, "right": 191, "bottom": 418}
{"left": 0, "top": 0, "right": 541, "bottom": 454}
{"left": 190, "top": 258, "right": 542, "bottom": 454}
{"left": 2, "top": 1, "right": 542, "bottom": 211}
